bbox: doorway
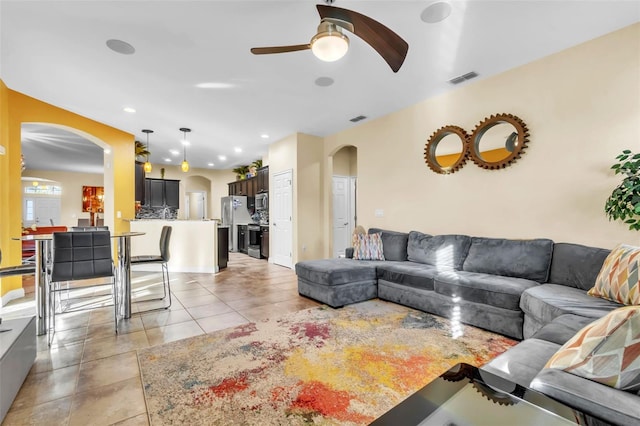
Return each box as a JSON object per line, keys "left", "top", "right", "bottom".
{"left": 332, "top": 176, "right": 357, "bottom": 257}
{"left": 23, "top": 196, "right": 61, "bottom": 227}
{"left": 271, "top": 169, "right": 293, "bottom": 268}
{"left": 330, "top": 145, "right": 358, "bottom": 258}
{"left": 186, "top": 191, "right": 206, "bottom": 220}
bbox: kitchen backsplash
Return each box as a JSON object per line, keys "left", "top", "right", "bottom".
{"left": 136, "top": 206, "right": 178, "bottom": 220}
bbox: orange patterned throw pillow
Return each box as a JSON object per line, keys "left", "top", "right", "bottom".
{"left": 545, "top": 306, "right": 640, "bottom": 391}
{"left": 588, "top": 244, "right": 640, "bottom": 305}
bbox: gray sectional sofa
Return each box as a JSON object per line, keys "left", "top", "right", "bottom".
{"left": 295, "top": 228, "right": 636, "bottom": 425}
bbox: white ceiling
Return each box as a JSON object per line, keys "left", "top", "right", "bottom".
{"left": 2, "top": 1, "right": 639, "bottom": 172}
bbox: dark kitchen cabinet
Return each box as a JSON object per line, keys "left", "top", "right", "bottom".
{"left": 260, "top": 225, "right": 269, "bottom": 259}
{"left": 217, "top": 226, "right": 229, "bottom": 269}
{"left": 228, "top": 179, "right": 252, "bottom": 196}
{"left": 135, "top": 161, "right": 145, "bottom": 204}
{"left": 164, "top": 180, "right": 180, "bottom": 208}
{"left": 237, "top": 225, "right": 248, "bottom": 254}
{"left": 145, "top": 178, "right": 180, "bottom": 208}
{"left": 247, "top": 177, "right": 257, "bottom": 197}
{"left": 257, "top": 166, "right": 269, "bottom": 193}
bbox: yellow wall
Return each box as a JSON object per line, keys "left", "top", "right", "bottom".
{"left": 0, "top": 87, "right": 134, "bottom": 300}
{"left": 323, "top": 23, "right": 640, "bottom": 251}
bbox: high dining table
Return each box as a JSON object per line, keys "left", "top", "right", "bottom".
{"left": 14, "top": 231, "right": 144, "bottom": 336}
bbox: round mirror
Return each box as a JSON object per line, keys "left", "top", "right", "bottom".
{"left": 469, "top": 114, "right": 529, "bottom": 170}
{"left": 424, "top": 125, "right": 469, "bottom": 174}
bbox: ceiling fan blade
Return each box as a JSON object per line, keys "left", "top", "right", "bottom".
{"left": 251, "top": 44, "right": 311, "bottom": 55}
{"left": 317, "top": 4, "right": 408, "bottom": 72}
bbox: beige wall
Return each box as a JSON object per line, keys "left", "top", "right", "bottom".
{"left": 323, "top": 23, "right": 640, "bottom": 251}
{"left": 333, "top": 146, "right": 357, "bottom": 176}
{"left": 296, "top": 133, "right": 324, "bottom": 261}
{"left": 23, "top": 169, "right": 104, "bottom": 228}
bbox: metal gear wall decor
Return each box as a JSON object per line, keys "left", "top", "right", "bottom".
{"left": 424, "top": 125, "right": 470, "bottom": 175}
{"left": 469, "top": 113, "right": 529, "bottom": 170}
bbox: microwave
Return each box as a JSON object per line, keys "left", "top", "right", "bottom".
{"left": 255, "top": 193, "right": 268, "bottom": 211}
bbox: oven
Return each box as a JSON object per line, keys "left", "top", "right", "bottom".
{"left": 247, "top": 224, "right": 262, "bottom": 259}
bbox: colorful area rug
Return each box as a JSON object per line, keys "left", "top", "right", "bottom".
{"left": 138, "top": 300, "right": 516, "bottom": 425}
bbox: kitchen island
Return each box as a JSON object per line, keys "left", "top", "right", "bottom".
{"left": 129, "top": 219, "right": 219, "bottom": 273}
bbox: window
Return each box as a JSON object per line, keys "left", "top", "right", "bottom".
{"left": 24, "top": 185, "right": 62, "bottom": 195}
{"left": 24, "top": 199, "right": 34, "bottom": 221}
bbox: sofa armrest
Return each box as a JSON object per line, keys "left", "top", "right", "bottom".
{"left": 531, "top": 368, "right": 640, "bottom": 426}
{"left": 345, "top": 247, "right": 354, "bottom": 258}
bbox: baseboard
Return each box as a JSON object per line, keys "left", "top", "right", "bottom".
{"left": 0, "top": 288, "right": 25, "bottom": 308}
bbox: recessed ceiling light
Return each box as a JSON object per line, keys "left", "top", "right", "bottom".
{"left": 421, "top": 2, "right": 452, "bottom": 23}
{"left": 106, "top": 39, "right": 136, "bottom": 55}
{"left": 315, "top": 76, "right": 334, "bottom": 87}
{"left": 164, "top": 158, "right": 172, "bottom": 162}
{"left": 234, "top": 147, "right": 242, "bottom": 153}
{"left": 218, "top": 155, "right": 227, "bottom": 161}
{"left": 181, "top": 140, "right": 190, "bottom": 146}
{"left": 207, "top": 162, "right": 214, "bottom": 167}
{"left": 123, "top": 107, "right": 136, "bottom": 113}
{"left": 104, "top": 149, "right": 111, "bottom": 154}
{"left": 169, "top": 149, "right": 180, "bottom": 156}
{"left": 195, "top": 82, "right": 235, "bottom": 89}
{"left": 260, "top": 134, "right": 269, "bottom": 139}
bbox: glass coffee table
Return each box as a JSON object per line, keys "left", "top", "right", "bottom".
{"left": 371, "top": 363, "right": 585, "bottom": 425}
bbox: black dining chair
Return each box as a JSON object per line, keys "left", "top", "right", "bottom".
{"left": 48, "top": 231, "right": 117, "bottom": 344}
{"left": 70, "top": 226, "right": 109, "bottom": 232}
{"left": 0, "top": 248, "right": 36, "bottom": 278}
{"left": 130, "top": 226, "right": 172, "bottom": 310}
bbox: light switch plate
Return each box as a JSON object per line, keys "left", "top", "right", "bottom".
{"left": 375, "top": 209, "right": 384, "bottom": 217}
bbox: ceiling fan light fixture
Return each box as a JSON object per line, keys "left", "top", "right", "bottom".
{"left": 311, "top": 22, "right": 349, "bottom": 62}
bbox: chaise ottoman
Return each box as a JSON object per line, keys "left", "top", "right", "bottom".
{"left": 295, "top": 259, "right": 378, "bottom": 308}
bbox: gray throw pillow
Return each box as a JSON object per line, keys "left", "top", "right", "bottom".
{"left": 368, "top": 228, "right": 409, "bottom": 261}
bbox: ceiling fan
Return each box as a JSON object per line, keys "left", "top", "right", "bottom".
{"left": 250, "top": 2, "right": 409, "bottom": 73}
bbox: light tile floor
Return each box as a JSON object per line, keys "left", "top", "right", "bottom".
{"left": 1, "top": 253, "right": 319, "bottom": 425}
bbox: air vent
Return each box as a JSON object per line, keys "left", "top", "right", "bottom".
{"left": 448, "top": 71, "right": 478, "bottom": 85}
{"left": 350, "top": 115, "right": 367, "bottom": 123}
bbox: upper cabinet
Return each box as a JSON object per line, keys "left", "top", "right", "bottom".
{"left": 257, "top": 166, "right": 269, "bottom": 193}
{"left": 134, "top": 161, "right": 145, "bottom": 204}
{"left": 228, "top": 166, "right": 269, "bottom": 197}
{"left": 144, "top": 178, "right": 180, "bottom": 208}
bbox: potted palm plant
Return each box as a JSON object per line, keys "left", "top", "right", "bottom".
{"left": 135, "top": 140, "right": 150, "bottom": 161}
{"left": 232, "top": 165, "right": 250, "bottom": 180}
{"left": 605, "top": 150, "right": 640, "bottom": 231}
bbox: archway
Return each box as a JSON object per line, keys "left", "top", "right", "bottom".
{"left": 328, "top": 145, "right": 358, "bottom": 258}
{"left": 183, "top": 175, "right": 212, "bottom": 220}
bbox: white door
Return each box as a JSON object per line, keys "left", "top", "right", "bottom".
{"left": 271, "top": 170, "right": 293, "bottom": 268}
{"left": 187, "top": 191, "right": 206, "bottom": 219}
{"left": 24, "top": 197, "right": 61, "bottom": 226}
{"left": 332, "top": 176, "right": 350, "bottom": 257}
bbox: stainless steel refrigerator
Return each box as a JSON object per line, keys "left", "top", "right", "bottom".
{"left": 221, "top": 196, "right": 253, "bottom": 252}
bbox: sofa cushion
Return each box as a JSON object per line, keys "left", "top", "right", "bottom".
{"left": 482, "top": 338, "right": 561, "bottom": 387}
{"left": 531, "top": 314, "right": 597, "bottom": 345}
{"left": 407, "top": 232, "right": 471, "bottom": 270}
{"left": 545, "top": 306, "right": 640, "bottom": 391}
{"left": 295, "top": 259, "right": 377, "bottom": 286}
{"left": 521, "top": 284, "right": 622, "bottom": 326}
{"left": 531, "top": 368, "right": 640, "bottom": 426}
{"left": 588, "top": 244, "right": 640, "bottom": 305}
{"left": 462, "top": 237, "right": 553, "bottom": 283}
{"left": 352, "top": 232, "right": 385, "bottom": 261}
{"left": 368, "top": 228, "right": 409, "bottom": 261}
{"left": 435, "top": 271, "right": 539, "bottom": 310}
{"left": 375, "top": 261, "right": 439, "bottom": 291}
{"left": 548, "top": 242, "right": 610, "bottom": 291}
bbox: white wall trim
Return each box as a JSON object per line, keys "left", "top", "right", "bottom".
{"left": 1, "top": 288, "right": 26, "bottom": 307}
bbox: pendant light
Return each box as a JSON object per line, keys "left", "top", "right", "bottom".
{"left": 180, "top": 127, "right": 191, "bottom": 172}
{"left": 142, "top": 129, "right": 153, "bottom": 173}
